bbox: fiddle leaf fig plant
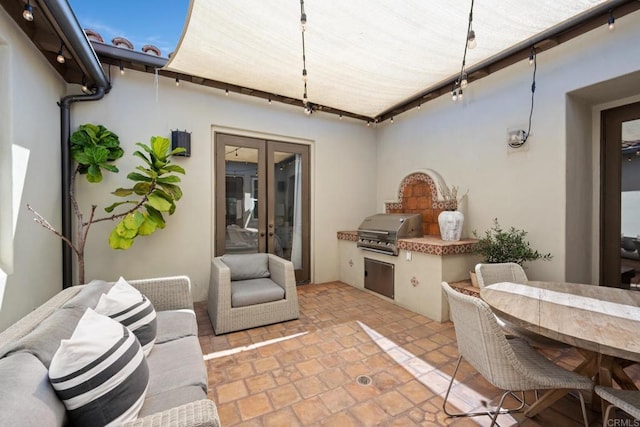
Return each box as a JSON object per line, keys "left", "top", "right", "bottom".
{"left": 106, "top": 136, "right": 185, "bottom": 249}
{"left": 28, "top": 125, "right": 185, "bottom": 284}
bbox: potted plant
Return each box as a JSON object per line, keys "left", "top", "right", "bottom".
{"left": 470, "top": 218, "right": 552, "bottom": 286}
{"left": 28, "top": 124, "right": 185, "bottom": 284}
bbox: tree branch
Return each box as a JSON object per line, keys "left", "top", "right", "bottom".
{"left": 26, "top": 204, "right": 80, "bottom": 257}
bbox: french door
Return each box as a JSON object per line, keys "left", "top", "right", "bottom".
{"left": 214, "top": 133, "right": 310, "bottom": 283}
{"left": 600, "top": 101, "right": 640, "bottom": 288}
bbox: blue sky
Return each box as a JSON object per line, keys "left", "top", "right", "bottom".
{"left": 69, "top": 1, "right": 190, "bottom": 57}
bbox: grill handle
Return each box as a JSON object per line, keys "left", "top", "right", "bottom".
{"left": 358, "top": 229, "right": 390, "bottom": 235}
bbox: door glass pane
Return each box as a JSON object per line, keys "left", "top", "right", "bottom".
{"left": 273, "top": 151, "right": 301, "bottom": 268}
{"left": 224, "top": 145, "right": 259, "bottom": 254}
{"left": 621, "top": 119, "right": 640, "bottom": 287}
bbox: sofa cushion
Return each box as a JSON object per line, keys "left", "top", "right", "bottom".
{"left": 221, "top": 253, "right": 270, "bottom": 281}
{"left": 95, "top": 277, "right": 157, "bottom": 356}
{"left": 231, "top": 278, "right": 285, "bottom": 308}
{"left": 146, "top": 336, "right": 207, "bottom": 397}
{"left": 155, "top": 310, "right": 197, "bottom": 344}
{"left": 49, "top": 308, "right": 149, "bottom": 427}
{"left": 0, "top": 353, "right": 67, "bottom": 426}
{"left": 1, "top": 306, "right": 84, "bottom": 367}
{"left": 62, "top": 280, "right": 114, "bottom": 309}
{"left": 138, "top": 385, "right": 207, "bottom": 418}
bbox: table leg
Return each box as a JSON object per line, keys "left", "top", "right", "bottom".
{"left": 611, "top": 360, "right": 639, "bottom": 391}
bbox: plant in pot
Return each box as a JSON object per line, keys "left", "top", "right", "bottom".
{"left": 470, "top": 218, "right": 552, "bottom": 286}
{"left": 27, "top": 124, "right": 185, "bottom": 284}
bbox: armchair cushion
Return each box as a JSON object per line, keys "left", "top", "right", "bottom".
{"left": 231, "top": 278, "right": 285, "bottom": 308}
{"left": 221, "top": 253, "right": 270, "bottom": 281}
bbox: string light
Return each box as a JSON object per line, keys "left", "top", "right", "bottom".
{"left": 119, "top": 64, "right": 124, "bottom": 75}
{"left": 225, "top": 89, "right": 229, "bottom": 96}
{"left": 300, "top": 0, "right": 312, "bottom": 115}
{"left": 175, "top": 77, "right": 180, "bottom": 87}
{"left": 417, "top": 104, "right": 421, "bottom": 110}
{"left": 607, "top": 9, "right": 615, "bottom": 31}
{"left": 23, "top": 0, "right": 33, "bottom": 21}
{"left": 528, "top": 48, "right": 536, "bottom": 65}
{"left": 390, "top": 116, "right": 394, "bottom": 124}
{"left": 508, "top": 45, "right": 537, "bottom": 148}
{"left": 339, "top": 114, "right": 343, "bottom": 120}
{"left": 300, "top": 0, "right": 307, "bottom": 32}
{"left": 56, "top": 43, "right": 65, "bottom": 64}
{"left": 81, "top": 75, "right": 89, "bottom": 93}
{"left": 268, "top": 97, "right": 272, "bottom": 104}
{"left": 452, "top": 0, "right": 475, "bottom": 103}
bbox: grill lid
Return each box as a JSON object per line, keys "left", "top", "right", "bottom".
{"left": 358, "top": 213, "right": 422, "bottom": 236}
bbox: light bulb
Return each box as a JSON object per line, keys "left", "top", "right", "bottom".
{"left": 467, "top": 30, "right": 476, "bottom": 49}
{"left": 451, "top": 90, "right": 458, "bottom": 102}
{"left": 23, "top": 2, "right": 33, "bottom": 21}
{"left": 528, "top": 52, "right": 535, "bottom": 65}
{"left": 366, "top": 121, "right": 371, "bottom": 127}
{"left": 390, "top": 117, "right": 394, "bottom": 123}
{"left": 119, "top": 65, "right": 124, "bottom": 75}
{"left": 460, "top": 73, "right": 468, "bottom": 89}
{"left": 458, "top": 89, "right": 464, "bottom": 100}
{"left": 300, "top": 13, "right": 307, "bottom": 32}
{"left": 302, "top": 69, "right": 308, "bottom": 82}
{"left": 56, "top": 51, "right": 65, "bottom": 64}
{"left": 175, "top": 78, "right": 180, "bottom": 87}
{"left": 608, "top": 14, "right": 615, "bottom": 31}
{"left": 225, "top": 89, "right": 229, "bottom": 96}
{"left": 339, "top": 114, "right": 343, "bottom": 120}
{"left": 417, "top": 104, "right": 421, "bottom": 110}
{"left": 268, "top": 97, "right": 272, "bottom": 104}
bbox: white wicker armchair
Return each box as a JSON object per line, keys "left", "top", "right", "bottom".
{"left": 441, "top": 281, "right": 593, "bottom": 426}
{"left": 595, "top": 386, "right": 640, "bottom": 426}
{"left": 208, "top": 253, "right": 299, "bottom": 335}
{"left": 475, "top": 263, "right": 569, "bottom": 349}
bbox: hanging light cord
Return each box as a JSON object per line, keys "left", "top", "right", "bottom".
{"left": 509, "top": 49, "right": 537, "bottom": 148}
{"left": 300, "top": 0, "right": 311, "bottom": 114}
{"left": 458, "top": 0, "right": 474, "bottom": 85}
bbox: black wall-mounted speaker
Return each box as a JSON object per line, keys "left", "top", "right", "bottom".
{"left": 171, "top": 130, "right": 191, "bottom": 157}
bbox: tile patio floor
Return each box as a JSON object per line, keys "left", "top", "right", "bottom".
{"left": 194, "top": 281, "right": 639, "bottom": 426}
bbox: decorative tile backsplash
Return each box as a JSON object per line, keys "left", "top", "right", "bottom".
{"left": 385, "top": 172, "right": 455, "bottom": 237}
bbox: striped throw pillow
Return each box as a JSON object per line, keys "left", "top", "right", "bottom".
{"left": 95, "top": 277, "right": 157, "bottom": 356}
{"left": 49, "top": 308, "right": 149, "bottom": 427}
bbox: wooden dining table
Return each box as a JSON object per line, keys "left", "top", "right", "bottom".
{"left": 480, "top": 280, "right": 640, "bottom": 416}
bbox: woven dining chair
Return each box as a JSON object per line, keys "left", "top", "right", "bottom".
{"left": 595, "top": 386, "right": 640, "bottom": 426}
{"left": 441, "top": 281, "right": 593, "bottom": 426}
{"left": 475, "top": 263, "right": 570, "bottom": 350}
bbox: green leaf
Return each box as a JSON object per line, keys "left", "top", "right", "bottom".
{"left": 157, "top": 183, "right": 183, "bottom": 201}
{"left": 170, "top": 147, "right": 186, "bottom": 156}
{"left": 163, "top": 164, "right": 186, "bottom": 174}
{"left": 145, "top": 205, "right": 166, "bottom": 229}
{"left": 137, "top": 215, "right": 157, "bottom": 236}
{"left": 115, "top": 221, "right": 137, "bottom": 238}
{"left": 99, "top": 163, "right": 119, "bottom": 173}
{"left": 104, "top": 200, "right": 135, "bottom": 213}
{"left": 86, "top": 164, "right": 103, "bottom": 183}
{"left": 156, "top": 175, "right": 181, "bottom": 184}
{"left": 135, "top": 166, "right": 158, "bottom": 179}
{"left": 151, "top": 136, "right": 171, "bottom": 159}
{"left": 133, "top": 151, "right": 152, "bottom": 167}
{"left": 127, "top": 172, "right": 152, "bottom": 182}
{"left": 123, "top": 211, "right": 145, "bottom": 230}
{"left": 135, "top": 142, "right": 153, "bottom": 154}
{"left": 147, "top": 193, "right": 172, "bottom": 212}
{"left": 73, "top": 151, "right": 92, "bottom": 165}
{"left": 133, "top": 182, "right": 151, "bottom": 195}
{"left": 109, "top": 229, "right": 134, "bottom": 250}
{"left": 111, "top": 188, "right": 134, "bottom": 197}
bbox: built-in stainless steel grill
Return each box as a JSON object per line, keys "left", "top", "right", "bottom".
{"left": 357, "top": 213, "right": 423, "bottom": 256}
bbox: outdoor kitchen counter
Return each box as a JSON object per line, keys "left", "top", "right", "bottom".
{"left": 337, "top": 231, "right": 479, "bottom": 322}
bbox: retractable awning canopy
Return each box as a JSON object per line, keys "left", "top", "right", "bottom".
{"left": 166, "top": 0, "right": 619, "bottom": 119}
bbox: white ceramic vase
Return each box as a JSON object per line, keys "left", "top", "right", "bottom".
{"left": 438, "top": 210, "right": 464, "bottom": 241}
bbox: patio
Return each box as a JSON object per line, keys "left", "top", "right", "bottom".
{"left": 194, "top": 281, "right": 639, "bottom": 426}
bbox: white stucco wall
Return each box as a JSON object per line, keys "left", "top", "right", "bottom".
{"left": 0, "top": 8, "right": 66, "bottom": 331}
{"left": 72, "top": 70, "right": 377, "bottom": 301}
{"left": 376, "top": 10, "right": 640, "bottom": 283}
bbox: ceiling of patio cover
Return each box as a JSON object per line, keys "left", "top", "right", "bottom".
{"left": 166, "top": 0, "right": 610, "bottom": 118}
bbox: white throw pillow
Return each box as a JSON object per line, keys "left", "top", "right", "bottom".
{"left": 95, "top": 277, "right": 157, "bottom": 356}
{"left": 49, "top": 308, "right": 149, "bottom": 427}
